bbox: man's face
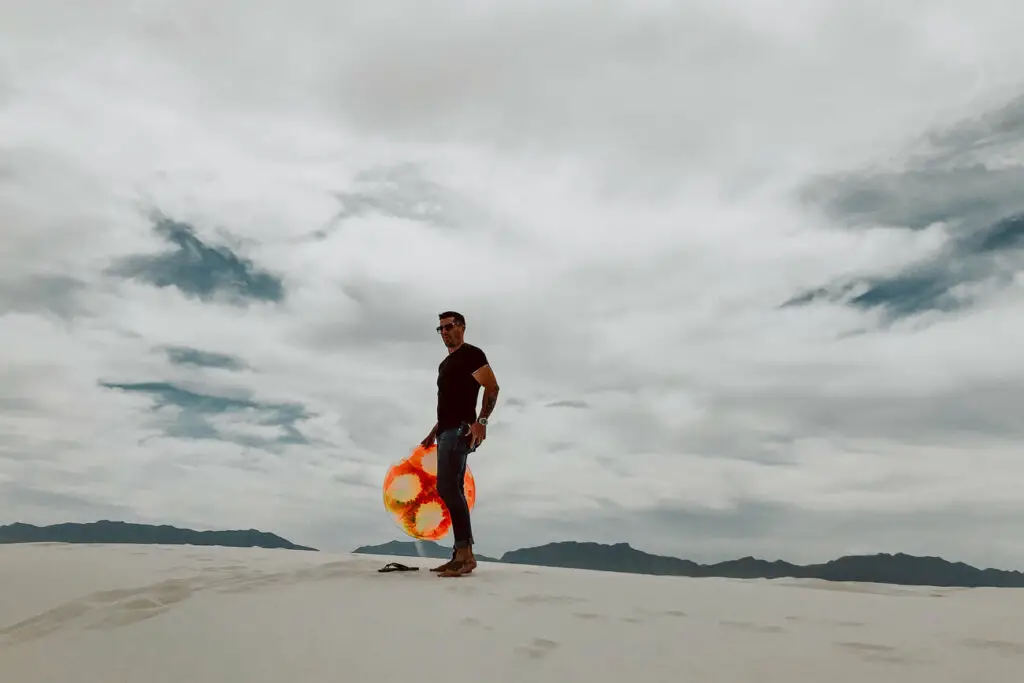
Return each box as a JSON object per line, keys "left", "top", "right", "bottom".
{"left": 436, "top": 317, "right": 464, "bottom": 347}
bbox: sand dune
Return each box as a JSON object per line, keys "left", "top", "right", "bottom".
{"left": 1, "top": 543, "right": 1022, "bottom": 682}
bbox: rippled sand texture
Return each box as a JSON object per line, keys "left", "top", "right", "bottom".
{"left": 1, "top": 543, "right": 1022, "bottom": 682}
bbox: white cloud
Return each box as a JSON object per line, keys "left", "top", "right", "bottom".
{"left": 3, "top": 0, "right": 1024, "bottom": 568}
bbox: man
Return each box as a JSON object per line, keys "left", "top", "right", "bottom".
{"left": 420, "top": 310, "right": 499, "bottom": 577}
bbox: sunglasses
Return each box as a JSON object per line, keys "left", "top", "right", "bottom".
{"left": 436, "top": 323, "right": 461, "bottom": 333}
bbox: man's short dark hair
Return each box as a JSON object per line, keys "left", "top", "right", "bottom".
{"left": 439, "top": 311, "right": 466, "bottom": 326}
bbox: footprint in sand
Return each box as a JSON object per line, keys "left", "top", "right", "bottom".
{"left": 961, "top": 638, "right": 1024, "bottom": 656}
{"left": 834, "top": 641, "right": 913, "bottom": 664}
{"left": 632, "top": 607, "right": 687, "bottom": 620}
{"left": 515, "top": 594, "right": 586, "bottom": 606}
{"left": 719, "top": 619, "right": 785, "bottom": 634}
{"left": 572, "top": 612, "right": 605, "bottom": 621}
{"left": 88, "top": 580, "right": 196, "bottom": 629}
{"left": 210, "top": 561, "right": 365, "bottom": 595}
{"left": 460, "top": 616, "right": 494, "bottom": 631}
{"left": 515, "top": 638, "right": 560, "bottom": 660}
{"left": 0, "top": 578, "right": 199, "bottom": 646}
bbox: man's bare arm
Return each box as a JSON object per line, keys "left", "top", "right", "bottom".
{"left": 472, "top": 364, "right": 500, "bottom": 421}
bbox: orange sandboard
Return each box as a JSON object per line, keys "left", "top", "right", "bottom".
{"left": 382, "top": 444, "right": 476, "bottom": 541}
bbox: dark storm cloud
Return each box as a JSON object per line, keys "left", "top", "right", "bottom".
{"left": 926, "top": 92, "right": 1024, "bottom": 163}
{"left": 802, "top": 166, "right": 1024, "bottom": 233}
{"left": 163, "top": 345, "right": 248, "bottom": 371}
{"left": 107, "top": 214, "right": 285, "bottom": 304}
{"left": 782, "top": 212, "right": 1024, "bottom": 319}
{"left": 99, "top": 381, "right": 311, "bottom": 448}
{"left": 962, "top": 212, "right": 1024, "bottom": 253}
{"left": 803, "top": 92, "right": 1024, "bottom": 231}
{"left": 788, "top": 92, "right": 1024, "bottom": 321}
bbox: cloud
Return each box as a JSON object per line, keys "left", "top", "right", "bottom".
{"left": 312, "top": 163, "right": 486, "bottom": 240}
{"left": 0, "top": 275, "right": 84, "bottom": 318}
{"left": 98, "top": 381, "right": 311, "bottom": 447}
{"left": 781, "top": 84, "right": 1024, "bottom": 321}
{"left": 786, "top": 93, "right": 1024, "bottom": 321}
{"left": 2, "top": 0, "right": 1024, "bottom": 568}
{"left": 782, "top": 212, "right": 1024, "bottom": 319}
{"left": 545, "top": 400, "right": 590, "bottom": 409}
{"left": 107, "top": 214, "right": 286, "bottom": 305}
{"left": 164, "top": 346, "right": 248, "bottom": 371}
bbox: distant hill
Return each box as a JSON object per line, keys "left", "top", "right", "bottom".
{"left": 353, "top": 539, "right": 498, "bottom": 562}
{"left": 503, "top": 542, "right": 1024, "bottom": 587}
{"left": 0, "top": 521, "right": 317, "bottom": 551}
{"left": 502, "top": 541, "right": 702, "bottom": 576}
{"left": 356, "top": 539, "right": 1024, "bottom": 587}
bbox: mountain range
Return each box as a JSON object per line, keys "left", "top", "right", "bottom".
{"left": 0, "top": 521, "right": 318, "bottom": 551}
{"left": 354, "top": 539, "right": 1024, "bottom": 588}
{"left": 5, "top": 521, "right": 1022, "bottom": 588}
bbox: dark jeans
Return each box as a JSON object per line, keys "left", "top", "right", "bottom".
{"left": 435, "top": 423, "right": 477, "bottom": 550}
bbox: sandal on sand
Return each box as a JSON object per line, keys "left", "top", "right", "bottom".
{"left": 378, "top": 562, "right": 419, "bottom": 573}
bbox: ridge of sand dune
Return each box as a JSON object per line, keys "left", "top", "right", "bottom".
{"left": 1, "top": 543, "right": 1022, "bottom": 682}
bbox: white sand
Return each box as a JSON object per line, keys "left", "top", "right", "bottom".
{"left": 1, "top": 543, "right": 1022, "bottom": 682}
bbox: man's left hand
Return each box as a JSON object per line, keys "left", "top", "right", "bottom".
{"left": 468, "top": 421, "right": 487, "bottom": 448}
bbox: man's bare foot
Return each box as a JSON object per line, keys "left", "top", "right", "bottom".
{"left": 430, "top": 558, "right": 456, "bottom": 572}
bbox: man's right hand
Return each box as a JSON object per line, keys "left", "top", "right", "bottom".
{"left": 421, "top": 422, "right": 438, "bottom": 449}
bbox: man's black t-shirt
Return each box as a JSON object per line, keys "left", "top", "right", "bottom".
{"left": 437, "top": 342, "right": 488, "bottom": 430}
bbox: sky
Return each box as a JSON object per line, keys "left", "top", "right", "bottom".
{"left": 2, "top": 0, "right": 1024, "bottom": 568}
